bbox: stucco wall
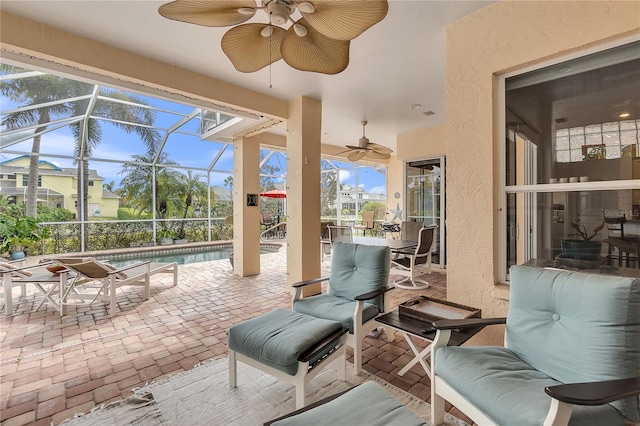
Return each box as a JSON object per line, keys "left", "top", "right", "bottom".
{"left": 389, "top": 125, "right": 446, "bottom": 224}
{"left": 396, "top": 124, "right": 446, "bottom": 161}
{"left": 446, "top": 0, "right": 640, "bottom": 340}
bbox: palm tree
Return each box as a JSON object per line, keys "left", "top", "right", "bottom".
{"left": 102, "top": 180, "right": 116, "bottom": 192}
{"left": 175, "top": 170, "right": 209, "bottom": 239}
{"left": 1, "top": 64, "right": 83, "bottom": 217}
{"left": 119, "top": 151, "right": 181, "bottom": 219}
{"left": 70, "top": 89, "right": 160, "bottom": 224}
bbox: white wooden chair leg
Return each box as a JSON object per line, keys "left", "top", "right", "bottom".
{"left": 109, "top": 277, "right": 116, "bottom": 317}
{"left": 296, "top": 382, "right": 306, "bottom": 409}
{"left": 172, "top": 265, "right": 178, "bottom": 286}
{"left": 543, "top": 399, "right": 573, "bottom": 426}
{"left": 229, "top": 350, "right": 237, "bottom": 388}
{"left": 4, "top": 275, "right": 13, "bottom": 316}
{"left": 144, "top": 273, "right": 150, "bottom": 300}
{"left": 353, "top": 332, "right": 362, "bottom": 375}
{"left": 431, "top": 386, "right": 446, "bottom": 426}
{"left": 338, "top": 348, "right": 346, "bottom": 381}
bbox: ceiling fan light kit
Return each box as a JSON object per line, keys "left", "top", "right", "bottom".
{"left": 158, "top": 0, "right": 389, "bottom": 75}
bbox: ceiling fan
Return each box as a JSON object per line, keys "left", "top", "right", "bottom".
{"left": 158, "top": 0, "right": 388, "bottom": 75}
{"left": 340, "top": 121, "right": 393, "bottom": 161}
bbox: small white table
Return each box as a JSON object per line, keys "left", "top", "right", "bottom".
{"left": 2, "top": 268, "right": 71, "bottom": 316}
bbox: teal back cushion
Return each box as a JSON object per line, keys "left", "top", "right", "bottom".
{"left": 507, "top": 265, "right": 640, "bottom": 420}
{"left": 329, "top": 243, "right": 390, "bottom": 311}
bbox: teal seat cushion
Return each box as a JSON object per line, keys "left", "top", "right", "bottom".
{"left": 328, "top": 242, "right": 390, "bottom": 310}
{"left": 293, "top": 243, "right": 390, "bottom": 332}
{"left": 228, "top": 309, "right": 343, "bottom": 376}
{"left": 272, "top": 381, "right": 427, "bottom": 426}
{"left": 507, "top": 265, "right": 640, "bottom": 420}
{"left": 293, "top": 294, "right": 379, "bottom": 333}
{"left": 435, "top": 346, "right": 624, "bottom": 426}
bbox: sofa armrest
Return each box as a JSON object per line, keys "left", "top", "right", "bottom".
{"left": 545, "top": 377, "right": 640, "bottom": 406}
{"left": 354, "top": 286, "right": 394, "bottom": 301}
{"left": 432, "top": 317, "right": 506, "bottom": 330}
{"left": 291, "top": 277, "right": 330, "bottom": 288}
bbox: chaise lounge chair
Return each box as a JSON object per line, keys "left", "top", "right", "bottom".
{"left": 54, "top": 257, "right": 178, "bottom": 317}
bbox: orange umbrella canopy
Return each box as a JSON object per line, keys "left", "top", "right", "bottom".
{"left": 259, "top": 189, "right": 286, "bottom": 198}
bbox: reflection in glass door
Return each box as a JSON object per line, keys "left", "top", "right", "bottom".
{"left": 405, "top": 157, "right": 445, "bottom": 268}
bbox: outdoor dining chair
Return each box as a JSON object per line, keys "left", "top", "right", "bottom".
{"left": 390, "top": 225, "right": 437, "bottom": 289}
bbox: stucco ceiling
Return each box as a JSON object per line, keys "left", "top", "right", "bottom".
{"left": 0, "top": 0, "right": 495, "bottom": 152}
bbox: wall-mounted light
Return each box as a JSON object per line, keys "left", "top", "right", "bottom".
{"left": 619, "top": 112, "right": 631, "bottom": 118}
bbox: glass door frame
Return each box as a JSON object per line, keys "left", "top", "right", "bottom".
{"left": 403, "top": 155, "right": 446, "bottom": 269}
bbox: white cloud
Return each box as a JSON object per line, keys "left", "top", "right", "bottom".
{"left": 339, "top": 170, "right": 351, "bottom": 182}
{"left": 368, "top": 185, "right": 386, "bottom": 195}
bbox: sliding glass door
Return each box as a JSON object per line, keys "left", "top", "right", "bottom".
{"left": 405, "top": 156, "right": 446, "bottom": 268}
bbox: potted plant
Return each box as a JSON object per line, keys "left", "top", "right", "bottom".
{"left": 0, "top": 215, "right": 50, "bottom": 260}
{"left": 157, "top": 227, "right": 175, "bottom": 245}
{"left": 173, "top": 228, "right": 189, "bottom": 244}
{"left": 560, "top": 218, "right": 605, "bottom": 263}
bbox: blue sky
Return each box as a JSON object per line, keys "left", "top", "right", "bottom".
{"left": 1, "top": 76, "right": 386, "bottom": 194}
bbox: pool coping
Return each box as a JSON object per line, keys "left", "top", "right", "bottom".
{"left": 41, "top": 241, "right": 283, "bottom": 262}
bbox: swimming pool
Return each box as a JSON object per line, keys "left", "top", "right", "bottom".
{"left": 103, "top": 244, "right": 281, "bottom": 266}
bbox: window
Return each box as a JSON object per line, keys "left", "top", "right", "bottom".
{"left": 556, "top": 121, "right": 638, "bottom": 162}
{"left": 88, "top": 181, "right": 94, "bottom": 186}
{"left": 22, "top": 175, "right": 42, "bottom": 187}
{"left": 500, "top": 41, "right": 640, "bottom": 281}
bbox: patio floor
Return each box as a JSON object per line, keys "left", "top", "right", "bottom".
{"left": 0, "top": 246, "right": 472, "bottom": 425}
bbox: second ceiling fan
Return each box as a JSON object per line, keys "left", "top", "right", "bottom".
{"left": 340, "top": 121, "right": 393, "bottom": 161}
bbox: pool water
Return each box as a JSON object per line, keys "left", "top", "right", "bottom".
{"left": 105, "top": 245, "right": 279, "bottom": 267}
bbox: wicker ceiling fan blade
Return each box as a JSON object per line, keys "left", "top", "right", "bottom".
{"left": 221, "top": 24, "right": 285, "bottom": 73}
{"left": 345, "top": 145, "right": 367, "bottom": 151}
{"left": 365, "top": 150, "right": 391, "bottom": 160}
{"left": 159, "top": 0, "right": 257, "bottom": 27}
{"left": 300, "top": 0, "right": 388, "bottom": 41}
{"left": 368, "top": 143, "right": 393, "bottom": 154}
{"left": 348, "top": 150, "right": 368, "bottom": 161}
{"left": 281, "top": 19, "right": 350, "bottom": 75}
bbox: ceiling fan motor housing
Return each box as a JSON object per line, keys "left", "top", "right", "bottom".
{"left": 265, "top": 0, "right": 294, "bottom": 25}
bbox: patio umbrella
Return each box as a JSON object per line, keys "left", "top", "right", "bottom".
{"left": 259, "top": 189, "right": 286, "bottom": 223}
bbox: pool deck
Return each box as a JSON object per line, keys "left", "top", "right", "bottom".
{"left": 0, "top": 245, "right": 472, "bottom": 425}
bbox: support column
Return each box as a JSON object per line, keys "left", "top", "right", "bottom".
{"left": 233, "top": 136, "right": 261, "bottom": 277}
{"left": 287, "top": 96, "right": 322, "bottom": 295}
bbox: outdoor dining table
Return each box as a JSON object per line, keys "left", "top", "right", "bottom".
{"left": 352, "top": 236, "right": 417, "bottom": 251}
{"left": 321, "top": 236, "right": 417, "bottom": 264}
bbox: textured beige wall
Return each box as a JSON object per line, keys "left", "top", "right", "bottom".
{"left": 396, "top": 124, "right": 446, "bottom": 161}
{"left": 446, "top": 0, "right": 640, "bottom": 339}
{"left": 391, "top": 125, "right": 446, "bottom": 224}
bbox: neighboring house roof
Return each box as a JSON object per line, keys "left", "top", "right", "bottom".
{"left": 0, "top": 163, "right": 103, "bottom": 180}
{"left": 102, "top": 190, "right": 120, "bottom": 199}
{"left": 0, "top": 187, "right": 64, "bottom": 197}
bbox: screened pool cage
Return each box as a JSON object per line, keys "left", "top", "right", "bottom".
{"left": 0, "top": 64, "right": 386, "bottom": 255}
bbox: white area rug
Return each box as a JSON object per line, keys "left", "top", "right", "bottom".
{"left": 60, "top": 357, "right": 468, "bottom": 426}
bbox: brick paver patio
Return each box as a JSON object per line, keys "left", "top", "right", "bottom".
{"left": 0, "top": 246, "right": 471, "bottom": 425}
